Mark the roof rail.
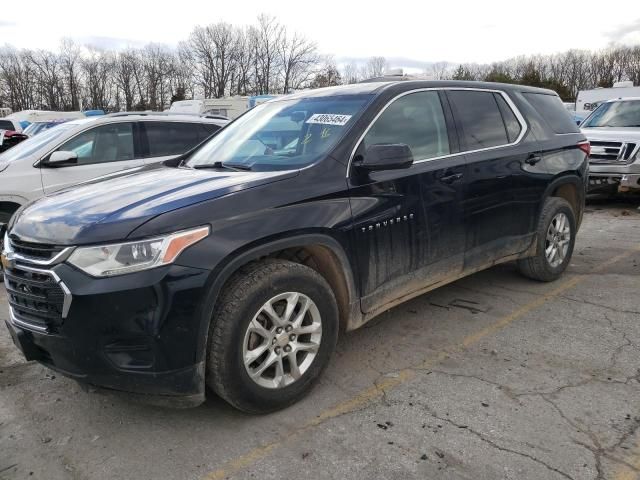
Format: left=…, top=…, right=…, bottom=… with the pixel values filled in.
left=200, top=114, right=230, bottom=121
left=105, top=111, right=230, bottom=121
left=105, top=111, right=170, bottom=117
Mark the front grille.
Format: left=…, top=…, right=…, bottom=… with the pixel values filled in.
left=589, top=141, right=638, bottom=164
left=4, top=265, right=66, bottom=332
left=9, top=236, right=66, bottom=261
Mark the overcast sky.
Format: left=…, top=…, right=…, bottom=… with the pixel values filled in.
left=1, top=0, right=639, bottom=65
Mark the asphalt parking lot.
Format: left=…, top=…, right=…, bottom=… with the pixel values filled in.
left=1, top=198, right=640, bottom=480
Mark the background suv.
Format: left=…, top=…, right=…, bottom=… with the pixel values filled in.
left=2, top=81, right=588, bottom=413
left=0, top=113, right=228, bottom=226
left=580, top=97, right=640, bottom=192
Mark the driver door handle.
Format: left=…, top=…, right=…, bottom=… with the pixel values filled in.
left=440, top=172, right=464, bottom=184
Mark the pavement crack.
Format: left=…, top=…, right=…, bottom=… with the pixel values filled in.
left=541, top=395, right=604, bottom=480
left=560, top=295, right=640, bottom=315
left=423, top=369, right=522, bottom=404
left=454, top=284, right=518, bottom=303
left=425, top=409, right=577, bottom=480
left=485, top=282, right=547, bottom=297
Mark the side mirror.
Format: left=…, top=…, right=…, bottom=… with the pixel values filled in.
left=46, top=151, right=78, bottom=167
left=355, top=144, right=414, bottom=172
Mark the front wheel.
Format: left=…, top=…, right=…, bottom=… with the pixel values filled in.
left=517, top=197, right=576, bottom=282
left=206, top=259, right=339, bottom=413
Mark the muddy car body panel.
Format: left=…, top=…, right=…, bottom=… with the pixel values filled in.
left=2, top=81, right=588, bottom=407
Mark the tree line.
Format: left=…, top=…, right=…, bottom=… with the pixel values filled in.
left=1, top=16, right=639, bottom=112
left=434, top=46, right=640, bottom=101
left=0, top=15, right=322, bottom=112
left=325, top=47, right=640, bottom=101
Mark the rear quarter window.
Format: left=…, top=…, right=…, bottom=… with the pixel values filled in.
left=522, top=93, right=579, bottom=134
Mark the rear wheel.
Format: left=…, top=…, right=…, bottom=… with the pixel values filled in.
left=206, top=259, right=339, bottom=413
left=517, top=197, right=576, bottom=282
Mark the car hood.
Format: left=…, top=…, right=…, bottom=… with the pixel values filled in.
left=581, top=127, right=640, bottom=142
left=10, top=164, right=297, bottom=245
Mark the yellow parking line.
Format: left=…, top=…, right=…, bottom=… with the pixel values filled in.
left=203, top=246, right=640, bottom=480
left=614, top=453, right=640, bottom=480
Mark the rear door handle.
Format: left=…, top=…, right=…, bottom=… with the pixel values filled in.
left=440, top=172, right=464, bottom=184
left=525, top=156, right=542, bottom=165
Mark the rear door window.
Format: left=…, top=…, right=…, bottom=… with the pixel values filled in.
left=363, top=91, right=450, bottom=160
left=447, top=90, right=509, bottom=150
left=199, top=123, right=221, bottom=141
left=522, top=93, right=579, bottom=134
left=144, top=122, right=203, bottom=157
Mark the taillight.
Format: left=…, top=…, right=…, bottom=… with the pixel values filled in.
left=578, top=141, right=591, bottom=156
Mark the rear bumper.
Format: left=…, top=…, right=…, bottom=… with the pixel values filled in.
left=4, top=262, right=212, bottom=406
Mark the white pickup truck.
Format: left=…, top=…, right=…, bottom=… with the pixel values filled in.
left=580, top=97, right=640, bottom=192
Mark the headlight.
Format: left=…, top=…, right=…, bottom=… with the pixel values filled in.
left=67, top=226, right=210, bottom=277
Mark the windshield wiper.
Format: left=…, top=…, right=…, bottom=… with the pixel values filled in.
left=191, top=161, right=252, bottom=171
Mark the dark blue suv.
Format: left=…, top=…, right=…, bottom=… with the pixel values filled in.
left=2, top=81, right=589, bottom=413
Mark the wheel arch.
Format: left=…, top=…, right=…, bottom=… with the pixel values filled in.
left=542, top=174, right=585, bottom=228
left=0, top=200, right=23, bottom=217
left=195, top=231, right=361, bottom=363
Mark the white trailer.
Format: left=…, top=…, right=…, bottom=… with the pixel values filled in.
left=7, top=110, right=85, bottom=123
left=168, top=97, right=249, bottom=120
left=576, top=81, right=640, bottom=115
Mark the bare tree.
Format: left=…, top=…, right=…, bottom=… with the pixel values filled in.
left=362, top=56, right=387, bottom=79
left=342, top=62, right=361, bottom=84
left=253, top=14, right=284, bottom=94
left=81, top=48, right=114, bottom=110
left=3, top=16, right=640, bottom=112
left=25, top=49, right=64, bottom=109
left=310, top=57, right=342, bottom=88
left=279, top=30, right=318, bottom=93
left=231, top=27, right=255, bottom=96
left=59, top=39, right=82, bottom=110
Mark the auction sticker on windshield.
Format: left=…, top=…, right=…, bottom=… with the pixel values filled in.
left=305, top=114, right=352, bottom=126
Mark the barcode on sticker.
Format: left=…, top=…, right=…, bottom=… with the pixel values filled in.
left=306, top=114, right=352, bottom=126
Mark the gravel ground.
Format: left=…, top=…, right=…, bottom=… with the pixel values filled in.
left=1, top=197, right=639, bottom=480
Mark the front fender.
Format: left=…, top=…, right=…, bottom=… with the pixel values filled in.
left=181, top=231, right=360, bottom=364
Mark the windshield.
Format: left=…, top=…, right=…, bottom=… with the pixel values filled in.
left=185, top=94, right=372, bottom=171
left=23, top=122, right=60, bottom=136
left=582, top=100, right=640, bottom=128
left=0, top=122, right=75, bottom=164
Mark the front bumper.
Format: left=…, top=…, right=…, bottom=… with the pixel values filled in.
left=588, top=172, right=640, bottom=192
left=3, top=261, right=212, bottom=405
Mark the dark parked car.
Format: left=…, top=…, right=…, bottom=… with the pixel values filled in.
left=0, top=129, right=29, bottom=153
left=2, top=81, right=589, bottom=413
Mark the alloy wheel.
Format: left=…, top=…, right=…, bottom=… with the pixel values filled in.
left=545, top=212, right=571, bottom=268
left=242, top=292, right=322, bottom=389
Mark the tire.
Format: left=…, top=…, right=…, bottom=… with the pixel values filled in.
left=517, top=197, right=576, bottom=282
left=206, top=259, right=339, bottom=413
